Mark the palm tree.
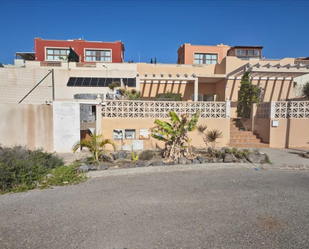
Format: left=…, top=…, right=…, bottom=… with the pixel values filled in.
left=73, top=133, right=116, bottom=164
left=151, top=110, right=199, bottom=162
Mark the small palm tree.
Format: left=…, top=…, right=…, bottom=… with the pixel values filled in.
left=73, top=133, right=116, bottom=164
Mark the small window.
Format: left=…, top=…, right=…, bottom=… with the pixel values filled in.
left=113, top=130, right=124, bottom=140
left=248, top=50, right=254, bottom=56
left=125, top=129, right=135, bottom=140
left=194, top=53, right=217, bottom=64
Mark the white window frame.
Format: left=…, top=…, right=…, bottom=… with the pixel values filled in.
left=84, top=48, right=112, bottom=62
left=194, top=53, right=218, bottom=65
left=45, top=47, right=70, bottom=61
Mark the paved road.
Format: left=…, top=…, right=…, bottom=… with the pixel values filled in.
left=1, top=167, right=309, bottom=249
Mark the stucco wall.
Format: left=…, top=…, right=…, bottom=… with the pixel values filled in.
left=177, top=44, right=230, bottom=65
left=269, top=118, right=309, bottom=148
left=101, top=118, right=230, bottom=150
left=53, top=102, right=80, bottom=152
left=0, top=103, right=53, bottom=151
left=35, top=38, right=124, bottom=63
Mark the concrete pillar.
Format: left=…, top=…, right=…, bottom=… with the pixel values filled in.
left=194, top=79, right=198, bottom=101
left=251, top=103, right=257, bottom=131
left=270, top=101, right=275, bottom=118
left=226, top=100, right=231, bottom=119
left=96, top=104, right=102, bottom=135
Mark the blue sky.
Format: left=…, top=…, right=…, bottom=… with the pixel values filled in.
left=0, top=0, right=308, bottom=64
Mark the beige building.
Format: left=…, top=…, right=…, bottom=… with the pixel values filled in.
left=1, top=42, right=309, bottom=151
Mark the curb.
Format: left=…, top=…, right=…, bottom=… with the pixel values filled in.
left=87, top=163, right=274, bottom=178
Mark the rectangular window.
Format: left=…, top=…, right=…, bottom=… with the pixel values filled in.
left=194, top=53, right=217, bottom=64
left=125, top=129, right=135, bottom=140
left=236, top=50, right=247, bottom=56
left=85, top=49, right=111, bottom=62
left=113, top=130, right=124, bottom=140
left=46, top=48, right=69, bottom=61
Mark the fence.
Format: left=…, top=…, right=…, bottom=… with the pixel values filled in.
left=101, top=100, right=228, bottom=118
left=273, top=101, right=309, bottom=119
left=256, top=102, right=270, bottom=118
left=256, top=101, right=309, bottom=119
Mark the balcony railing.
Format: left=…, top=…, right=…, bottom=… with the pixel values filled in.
left=295, top=59, right=309, bottom=65
left=273, top=101, right=309, bottom=118
left=101, top=100, right=227, bottom=119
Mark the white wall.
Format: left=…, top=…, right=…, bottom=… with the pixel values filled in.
left=53, top=101, right=80, bottom=152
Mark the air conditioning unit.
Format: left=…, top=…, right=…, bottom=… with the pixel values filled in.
left=191, top=94, right=219, bottom=101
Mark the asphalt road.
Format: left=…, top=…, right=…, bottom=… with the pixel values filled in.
left=1, top=167, right=309, bottom=249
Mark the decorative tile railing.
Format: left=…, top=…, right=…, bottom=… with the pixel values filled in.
left=101, top=100, right=227, bottom=119
left=274, top=101, right=309, bottom=118
left=256, top=102, right=270, bottom=118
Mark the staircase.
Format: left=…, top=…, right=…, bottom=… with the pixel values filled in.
left=229, top=119, right=269, bottom=148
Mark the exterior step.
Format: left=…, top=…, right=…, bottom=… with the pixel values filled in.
left=229, top=143, right=269, bottom=148
left=230, top=134, right=258, bottom=139
left=229, top=120, right=269, bottom=147
left=230, top=138, right=261, bottom=143
left=230, top=131, right=253, bottom=135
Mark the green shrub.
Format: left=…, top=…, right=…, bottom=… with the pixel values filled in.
left=0, top=146, right=85, bottom=194
left=156, top=91, right=182, bottom=101
left=138, top=150, right=156, bottom=161
left=40, top=164, right=87, bottom=188
left=213, top=150, right=223, bottom=158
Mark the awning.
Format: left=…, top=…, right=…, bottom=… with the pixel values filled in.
left=227, top=62, right=309, bottom=79
left=15, top=52, right=35, bottom=60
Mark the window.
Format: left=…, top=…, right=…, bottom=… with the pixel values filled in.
left=113, top=130, right=124, bottom=140
left=125, top=129, right=135, bottom=140
left=236, top=49, right=260, bottom=58
left=46, top=48, right=69, bottom=61
left=85, top=50, right=111, bottom=62
left=236, top=50, right=247, bottom=56
left=194, top=53, right=217, bottom=64
left=113, top=129, right=136, bottom=140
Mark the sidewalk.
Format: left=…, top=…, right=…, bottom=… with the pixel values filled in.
left=259, top=148, right=309, bottom=167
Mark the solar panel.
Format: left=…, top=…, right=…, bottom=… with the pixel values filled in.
left=82, top=78, right=91, bottom=87
left=90, top=78, right=99, bottom=86
left=98, top=78, right=106, bottom=87
left=66, top=77, right=136, bottom=87
left=67, top=77, right=77, bottom=86
left=75, top=78, right=84, bottom=86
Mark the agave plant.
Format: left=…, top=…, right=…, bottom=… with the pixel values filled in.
left=151, top=110, right=199, bottom=163
left=73, top=133, right=116, bottom=164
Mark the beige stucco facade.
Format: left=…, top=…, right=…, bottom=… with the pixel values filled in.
left=0, top=103, right=54, bottom=151
left=101, top=117, right=230, bottom=150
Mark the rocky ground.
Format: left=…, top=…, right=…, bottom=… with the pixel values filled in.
left=77, top=148, right=270, bottom=172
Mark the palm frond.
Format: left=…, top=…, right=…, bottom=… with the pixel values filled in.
left=100, top=139, right=116, bottom=151
left=169, top=110, right=180, bottom=123
left=206, top=129, right=223, bottom=143
left=188, top=110, right=200, bottom=131
left=196, top=124, right=207, bottom=134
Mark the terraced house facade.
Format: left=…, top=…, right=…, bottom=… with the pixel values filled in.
left=1, top=38, right=309, bottom=152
